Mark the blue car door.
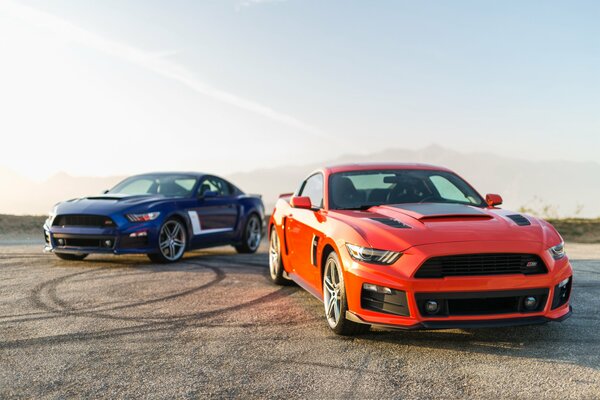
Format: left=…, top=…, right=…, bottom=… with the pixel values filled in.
left=188, top=176, right=239, bottom=246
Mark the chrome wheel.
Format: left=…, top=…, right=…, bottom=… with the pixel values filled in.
left=159, top=220, right=186, bottom=261
left=269, top=227, right=280, bottom=279
left=246, top=215, right=262, bottom=251
left=323, top=257, right=342, bottom=328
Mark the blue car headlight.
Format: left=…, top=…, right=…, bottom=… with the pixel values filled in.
left=548, top=242, right=566, bottom=260
left=126, top=212, right=161, bottom=222
left=346, top=243, right=402, bottom=265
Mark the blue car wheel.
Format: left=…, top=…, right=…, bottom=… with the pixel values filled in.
left=235, top=214, right=262, bottom=254
left=148, top=218, right=187, bottom=263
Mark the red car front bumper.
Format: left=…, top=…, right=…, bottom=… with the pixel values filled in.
left=341, top=240, right=573, bottom=329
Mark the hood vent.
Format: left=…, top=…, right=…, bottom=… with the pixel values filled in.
left=370, top=217, right=411, bottom=229
left=506, top=214, right=531, bottom=226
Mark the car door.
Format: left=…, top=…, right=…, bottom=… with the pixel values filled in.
left=189, top=176, right=239, bottom=246
left=286, top=173, right=325, bottom=290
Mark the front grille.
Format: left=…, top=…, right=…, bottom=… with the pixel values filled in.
left=415, top=289, right=549, bottom=317
left=415, top=253, right=547, bottom=278
left=53, top=214, right=115, bottom=228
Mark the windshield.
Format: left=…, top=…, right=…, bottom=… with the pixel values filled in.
left=328, top=169, right=485, bottom=210
left=108, top=174, right=198, bottom=197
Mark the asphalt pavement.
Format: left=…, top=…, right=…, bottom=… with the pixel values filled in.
left=0, top=242, right=599, bottom=399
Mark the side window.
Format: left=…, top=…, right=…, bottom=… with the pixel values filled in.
left=299, top=174, right=324, bottom=208
left=429, top=175, right=470, bottom=203
left=198, top=177, right=231, bottom=196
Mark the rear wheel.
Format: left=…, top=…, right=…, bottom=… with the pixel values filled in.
left=323, top=252, right=370, bottom=336
left=148, top=219, right=187, bottom=263
left=55, top=253, right=88, bottom=261
left=268, top=226, right=292, bottom=285
left=235, top=214, right=262, bottom=254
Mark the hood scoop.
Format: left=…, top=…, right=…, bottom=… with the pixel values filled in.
left=388, top=203, right=492, bottom=221
left=370, top=217, right=411, bottom=229
left=506, top=214, right=531, bottom=226
left=85, top=196, right=124, bottom=201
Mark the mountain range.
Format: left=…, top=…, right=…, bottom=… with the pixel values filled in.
left=1, top=145, right=598, bottom=217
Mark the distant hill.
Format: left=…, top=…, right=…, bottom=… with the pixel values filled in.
left=0, top=146, right=598, bottom=217
left=228, top=145, right=600, bottom=218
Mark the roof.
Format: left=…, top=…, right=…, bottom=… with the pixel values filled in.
left=131, top=171, right=207, bottom=177
left=322, top=163, right=453, bottom=174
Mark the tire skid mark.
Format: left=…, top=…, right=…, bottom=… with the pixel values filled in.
left=0, top=286, right=297, bottom=350
left=9, top=257, right=296, bottom=329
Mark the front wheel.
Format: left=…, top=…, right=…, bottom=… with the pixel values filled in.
left=323, top=252, right=370, bottom=336
left=268, top=226, right=292, bottom=285
left=55, top=253, right=88, bottom=261
left=148, top=218, right=187, bottom=263
left=235, top=214, right=262, bottom=254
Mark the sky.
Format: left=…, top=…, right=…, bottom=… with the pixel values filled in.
left=0, top=0, right=599, bottom=180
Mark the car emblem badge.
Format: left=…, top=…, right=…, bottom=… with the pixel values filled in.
left=526, top=261, right=538, bottom=267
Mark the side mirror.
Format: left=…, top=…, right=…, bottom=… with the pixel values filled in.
left=290, top=196, right=313, bottom=209
left=200, top=190, right=219, bottom=199
left=485, top=193, right=503, bottom=207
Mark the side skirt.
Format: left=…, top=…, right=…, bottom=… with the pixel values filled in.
left=287, top=271, right=323, bottom=302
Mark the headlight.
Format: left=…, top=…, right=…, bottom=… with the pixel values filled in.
left=345, top=243, right=402, bottom=265
left=126, top=212, right=161, bottom=222
left=45, top=212, right=55, bottom=227
left=548, top=242, right=566, bottom=260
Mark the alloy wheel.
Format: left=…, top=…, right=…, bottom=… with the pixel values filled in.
left=159, top=220, right=186, bottom=261
left=247, top=216, right=262, bottom=251
left=323, top=257, right=342, bottom=328
left=269, top=228, right=279, bottom=279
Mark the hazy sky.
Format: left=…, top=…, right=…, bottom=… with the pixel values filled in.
left=1, top=0, right=598, bottom=180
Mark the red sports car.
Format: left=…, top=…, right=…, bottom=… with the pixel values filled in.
left=268, top=164, right=572, bottom=335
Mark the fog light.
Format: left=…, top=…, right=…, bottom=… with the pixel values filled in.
left=57, top=238, right=65, bottom=246
left=523, top=296, right=538, bottom=310
left=425, top=300, right=440, bottom=314
left=104, top=240, right=113, bottom=248
left=362, top=283, right=392, bottom=294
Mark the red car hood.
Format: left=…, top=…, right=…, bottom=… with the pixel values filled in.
left=328, top=203, right=553, bottom=251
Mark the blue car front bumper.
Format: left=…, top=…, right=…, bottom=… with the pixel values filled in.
left=44, top=221, right=161, bottom=255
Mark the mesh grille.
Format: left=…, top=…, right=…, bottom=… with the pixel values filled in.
left=415, top=253, right=547, bottom=278
left=53, top=215, right=115, bottom=228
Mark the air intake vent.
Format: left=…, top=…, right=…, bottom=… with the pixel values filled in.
left=415, top=253, right=547, bottom=278
left=506, top=214, right=531, bottom=226
left=370, top=218, right=410, bottom=229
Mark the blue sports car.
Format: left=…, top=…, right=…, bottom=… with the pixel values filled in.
left=43, top=172, right=265, bottom=263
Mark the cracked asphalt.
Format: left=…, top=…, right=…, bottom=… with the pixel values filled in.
left=0, top=242, right=599, bottom=399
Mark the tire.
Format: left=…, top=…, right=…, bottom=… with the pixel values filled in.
left=55, top=253, right=88, bottom=261
left=323, top=252, right=370, bottom=336
left=268, top=226, right=292, bottom=285
left=147, top=218, right=187, bottom=263
left=235, top=214, right=262, bottom=254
